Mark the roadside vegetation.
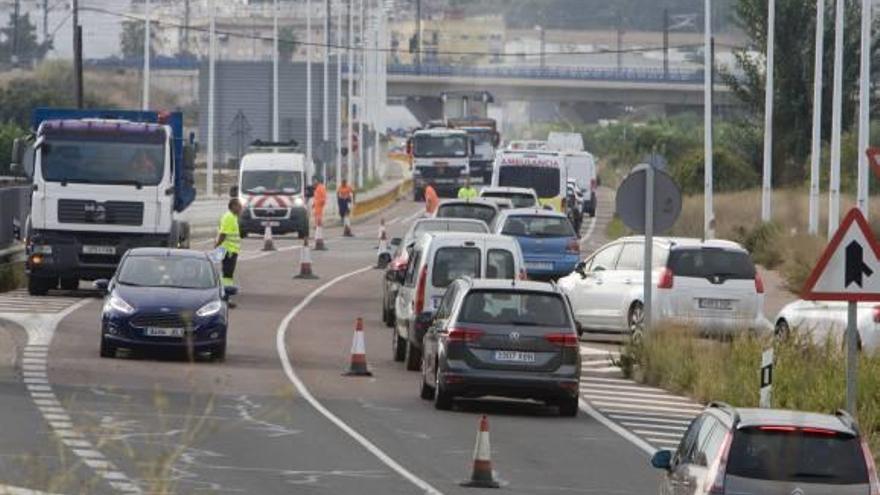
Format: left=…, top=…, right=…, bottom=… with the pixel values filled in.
left=617, top=328, right=880, bottom=460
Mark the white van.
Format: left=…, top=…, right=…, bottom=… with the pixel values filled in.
left=393, top=232, right=526, bottom=370
left=562, top=151, right=598, bottom=217
left=236, top=148, right=309, bottom=238
left=492, top=150, right=567, bottom=212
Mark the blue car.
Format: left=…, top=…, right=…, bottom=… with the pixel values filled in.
left=492, top=208, right=580, bottom=280
left=95, top=248, right=235, bottom=361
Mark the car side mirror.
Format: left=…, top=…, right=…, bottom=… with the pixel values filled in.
left=377, top=252, right=392, bottom=269
left=651, top=450, right=673, bottom=471
left=10, top=138, right=24, bottom=173
left=390, top=237, right=402, bottom=247
left=223, top=285, right=239, bottom=298
left=305, top=184, right=315, bottom=199
left=93, top=279, right=110, bottom=292
left=574, top=261, right=586, bottom=277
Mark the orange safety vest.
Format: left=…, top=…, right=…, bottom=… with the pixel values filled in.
left=425, top=186, right=439, bottom=214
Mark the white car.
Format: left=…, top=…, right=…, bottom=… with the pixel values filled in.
left=774, top=300, right=880, bottom=350
left=479, top=186, right=539, bottom=209
left=557, top=236, right=767, bottom=337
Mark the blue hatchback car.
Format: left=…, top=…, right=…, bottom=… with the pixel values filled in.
left=493, top=208, right=580, bottom=280
left=96, top=248, right=235, bottom=361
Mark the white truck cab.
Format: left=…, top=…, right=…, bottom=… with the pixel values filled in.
left=236, top=144, right=310, bottom=239
left=408, top=128, right=472, bottom=201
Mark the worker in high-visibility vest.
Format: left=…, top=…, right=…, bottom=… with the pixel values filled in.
left=457, top=177, right=478, bottom=200
left=215, top=198, right=242, bottom=306
left=424, top=184, right=440, bottom=215
left=312, top=176, right=327, bottom=226
left=337, top=179, right=355, bottom=236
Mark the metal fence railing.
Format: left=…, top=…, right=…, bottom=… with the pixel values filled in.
left=0, top=186, right=29, bottom=250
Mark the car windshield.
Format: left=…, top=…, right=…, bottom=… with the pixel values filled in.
left=502, top=215, right=575, bottom=238
left=726, top=427, right=868, bottom=485
left=482, top=192, right=537, bottom=208
left=436, top=204, right=497, bottom=224
left=458, top=290, right=570, bottom=326
left=413, top=135, right=468, bottom=158
left=42, top=139, right=165, bottom=186
left=241, top=170, right=302, bottom=194
left=117, top=255, right=216, bottom=289
left=668, top=248, right=756, bottom=280
left=432, top=247, right=481, bottom=287
left=498, top=166, right=560, bottom=197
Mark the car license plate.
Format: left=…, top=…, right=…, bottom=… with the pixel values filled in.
left=144, top=327, right=184, bottom=337
left=82, top=245, right=116, bottom=255
left=526, top=261, right=553, bottom=271
left=699, top=298, right=733, bottom=310
left=494, top=351, right=536, bottom=363
left=261, top=221, right=281, bottom=227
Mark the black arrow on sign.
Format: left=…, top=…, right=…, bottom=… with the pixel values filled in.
left=845, top=241, right=874, bottom=288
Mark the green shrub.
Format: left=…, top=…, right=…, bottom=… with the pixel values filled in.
left=732, top=222, right=784, bottom=269
left=670, top=148, right=760, bottom=195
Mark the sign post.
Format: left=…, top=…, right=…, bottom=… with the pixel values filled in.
left=802, top=207, right=880, bottom=413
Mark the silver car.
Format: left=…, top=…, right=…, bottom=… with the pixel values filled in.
left=651, top=402, right=878, bottom=494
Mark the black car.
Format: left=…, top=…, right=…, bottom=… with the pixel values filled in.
left=419, top=277, right=581, bottom=416
left=96, top=248, right=235, bottom=361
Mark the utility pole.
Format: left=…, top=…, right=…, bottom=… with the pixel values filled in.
left=272, top=0, right=279, bottom=141
left=703, top=0, right=714, bottom=239
left=358, top=0, right=365, bottom=188
left=346, top=0, right=354, bottom=186
left=323, top=0, right=331, bottom=181
left=662, top=9, right=669, bottom=78
left=12, top=0, right=20, bottom=66
left=414, top=0, right=421, bottom=68
left=856, top=0, right=871, bottom=216
left=307, top=0, right=314, bottom=173
left=809, top=0, right=825, bottom=234
left=829, top=0, right=845, bottom=237
left=761, top=0, right=775, bottom=222
left=143, top=0, right=151, bottom=111
left=336, top=0, right=343, bottom=185
left=72, top=0, right=83, bottom=108
left=207, top=0, right=216, bottom=197
left=616, top=12, right=623, bottom=70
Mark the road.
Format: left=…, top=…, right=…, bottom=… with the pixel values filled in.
left=0, top=193, right=662, bottom=494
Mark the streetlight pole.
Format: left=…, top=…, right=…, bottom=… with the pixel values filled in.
left=142, top=0, right=151, bottom=110
left=346, top=0, right=354, bottom=186
left=307, top=0, right=314, bottom=174
left=72, top=0, right=83, bottom=108
left=358, top=0, right=365, bottom=188
left=760, top=0, right=775, bottom=222
left=272, top=0, right=279, bottom=141
left=857, top=0, right=871, bottom=216
left=207, top=0, right=216, bottom=197
left=828, top=0, right=845, bottom=237
left=703, top=0, right=714, bottom=239
left=808, top=0, right=825, bottom=234
left=323, top=0, right=330, bottom=180
left=336, top=0, right=343, bottom=185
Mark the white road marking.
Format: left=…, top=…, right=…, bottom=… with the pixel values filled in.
left=590, top=400, right=703, bottom=414
left=579, top=387, right=696, bottom=403
left=578, top=399, right=657, bottom=456
left=275, top=265, right=443, bottom=495
left=621, top=422, right=687, bottom=431
left=579, top=213, right=598, bottom=247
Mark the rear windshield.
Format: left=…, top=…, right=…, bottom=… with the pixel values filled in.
left=726, top=428, right=868, bottom=485
left=482, top=192, right=536, bottom=208
left=458, top=290, right=570, bottom=327
left=498, top=166, right=560, bottom=197
left=432, top=247, right=481, bottom=287
left=502, top=215, right=575, bottom=238
left=436, top=204, right=497, bottom=224
left=413, top=220, right=488, bottom=237
left=667, top=248, right=756, bottom=280
left=487, top=249, right=516, bottom=279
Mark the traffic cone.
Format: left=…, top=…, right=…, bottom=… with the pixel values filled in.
left=343, top=317, right=372, bottom=376
left=314, top=224, right=327, bottom=251
left=262, top=224, right=276, bottom=251
left=293, top=237, right=318, bottom=279
left=461, top=415, right=500, bottom=488
left=343, top=215, right=354, bottom=237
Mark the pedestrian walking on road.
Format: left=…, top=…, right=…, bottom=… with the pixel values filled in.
left=312, top=176, right=327, bottom=227
left=424, top=184, right=439, bottom=215
left=215, top=198, right=242, bottom=307
left=457, top=177, right=478, bottom=200
left=338, top=179, right=355, bottom=237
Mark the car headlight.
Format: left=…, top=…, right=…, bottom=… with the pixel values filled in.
left=196, top=300, right=222, bottom=318
left=293, top=197, right=305, bottom=207
left=104, top=294, right=134, bottom=314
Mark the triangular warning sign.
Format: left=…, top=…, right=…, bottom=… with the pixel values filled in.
left=802, top=208, right=880, bottom=301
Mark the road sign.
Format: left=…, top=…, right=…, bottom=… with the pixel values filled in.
left=615, top=164, right=682, bottom=234
left=802, top=207, right=880, bottom=301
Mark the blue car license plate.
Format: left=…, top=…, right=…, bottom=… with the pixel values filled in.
left=144, top=327, right=184, bottom=337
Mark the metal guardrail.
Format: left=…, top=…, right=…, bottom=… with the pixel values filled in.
left=0, top=186, right=29, bottom=249
left=84, top=57, right=704, bottom=83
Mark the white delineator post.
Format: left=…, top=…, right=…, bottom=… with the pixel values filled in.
left=703, top=0, right=714, bottom=239
left=856, top=0, right=871, bottom=217
left=206, top=0, right=216, bottom=198
left=760, top=348, right=773, bottom=408
left=828, top=0, right=845, bottom=238
left=272, top=0, right=279, bottom=141
left=142, top=0, right=151, bottom=110
left=808, top=0, right=825, bottom=235
left=760, top=0, right=775, bottom=223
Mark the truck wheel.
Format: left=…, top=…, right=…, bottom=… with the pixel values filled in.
left=59, top=278, right=79, bottom=291
left=27, top=276, right=54, bottom=296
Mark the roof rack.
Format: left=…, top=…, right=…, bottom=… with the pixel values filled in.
left=708, top=401, right=741, bottom=426
left=834, top=409, right=859, bottom=433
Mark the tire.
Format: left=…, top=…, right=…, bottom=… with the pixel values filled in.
left=27, top=276, right=53, bottom=296
left=433, top=371, right=453, bottom=410
left=628, top=301, right=645, bottom=342
left=558, top=397, right=579, bottom=417
left=392, top=329, right=406, bottom=362
left=405, top=338, right=422, bottom=371
left=774, top=319, right=791, bottom=340
left=59, top=277, right=79, bottom=291
left=99, top=338, right=116, bottom=358
left=213, top=341, right=227, bottom=362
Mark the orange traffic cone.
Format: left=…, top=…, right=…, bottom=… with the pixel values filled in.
left=461, top=415, right=500, bottom=488
left=294, top=237, right=318, bottom=279
left=343, top=317, right=372, bottom=376
left=314, top=220, right=327, bottom=251
left=262, top=224, right=276, bottom=251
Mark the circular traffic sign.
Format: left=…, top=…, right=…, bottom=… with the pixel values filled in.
left=615, top=164, right=682, bottom=234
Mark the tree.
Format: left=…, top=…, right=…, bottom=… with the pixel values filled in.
left=0, top=12, right=50, bottom=66
left=120, top=19, right=162, bottom=60
left=720, top=0, right=879, bottom=186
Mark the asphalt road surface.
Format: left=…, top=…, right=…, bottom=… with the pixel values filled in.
left=0, top=194, right=661, bottom=494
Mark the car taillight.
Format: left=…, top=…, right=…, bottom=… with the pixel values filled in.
left=873, top=305, right=880, bottom=323
left=566, top=239, right=580, bottom=254
left=657, top=267, right=674, bottom=289
left=414, top=265, right=427, bottom=314
left=545, top=332, right=579, bottom=348
left=707, top=431, right=733, bottom=494
left=860, top=437, right=880, bottom=495
left=755, top=271, right=765, bottom=294
left=447, top=327, right=483, bottom=343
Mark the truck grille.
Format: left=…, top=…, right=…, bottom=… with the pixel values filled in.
left=416, top=166, right=465, bottom=179
left=131, top=312, right=191, bottom=328
left=58, top=200, right=144, bottom=226
left=252, top=208, right=288, bottom=218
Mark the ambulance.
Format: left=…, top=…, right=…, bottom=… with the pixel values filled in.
left=491, top=150, right=567, bottom=212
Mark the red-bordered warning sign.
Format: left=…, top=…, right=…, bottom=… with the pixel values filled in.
left=802, top=208, right=880, bottom=301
